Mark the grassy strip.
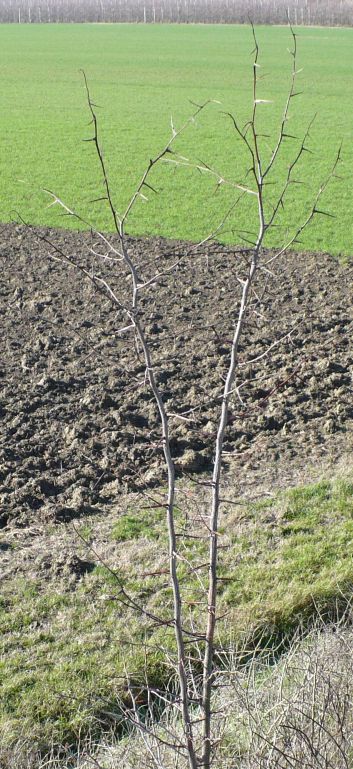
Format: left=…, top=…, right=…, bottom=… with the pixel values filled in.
left=223, top=477, right=353, bottom=639
left=0, top=471, right=352, bottom=751
left=0, top=24, right=352, bottom=256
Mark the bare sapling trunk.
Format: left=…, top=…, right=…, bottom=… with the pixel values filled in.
left=25, top=21, right=341, bottom=769
left=199, top=22, right=340, bottom=767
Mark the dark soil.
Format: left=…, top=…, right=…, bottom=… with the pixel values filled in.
left=1, top=223, right=352, bottom=528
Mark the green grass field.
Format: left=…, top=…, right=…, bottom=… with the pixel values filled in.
left=0, top=24, right=352, bottom=255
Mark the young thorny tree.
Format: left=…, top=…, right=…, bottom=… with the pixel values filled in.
left=29, top=23, right=340, bottom=769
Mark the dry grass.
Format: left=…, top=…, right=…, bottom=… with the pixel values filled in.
left=3, top=613, right=352, bottom=769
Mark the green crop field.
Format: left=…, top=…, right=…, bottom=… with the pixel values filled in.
left=0, top=23, right=352, bottom=255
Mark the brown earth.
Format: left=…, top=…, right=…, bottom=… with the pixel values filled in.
left=1, top=223, right=352, bottom=531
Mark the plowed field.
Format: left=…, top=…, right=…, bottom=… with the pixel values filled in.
left=1, top=224, right=352, bottom=529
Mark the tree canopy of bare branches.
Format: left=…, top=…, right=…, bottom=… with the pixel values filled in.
left=1, top=0, right=353, bottom=26
left=19, top=16, right=343, bottom=767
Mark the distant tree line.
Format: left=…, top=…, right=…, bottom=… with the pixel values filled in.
left=1, top=0, right=353, bottom=25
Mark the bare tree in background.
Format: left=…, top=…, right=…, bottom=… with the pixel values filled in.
left=23, top=21, right=342, bottom=769
left=2, top=0, right=353, bottom=25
